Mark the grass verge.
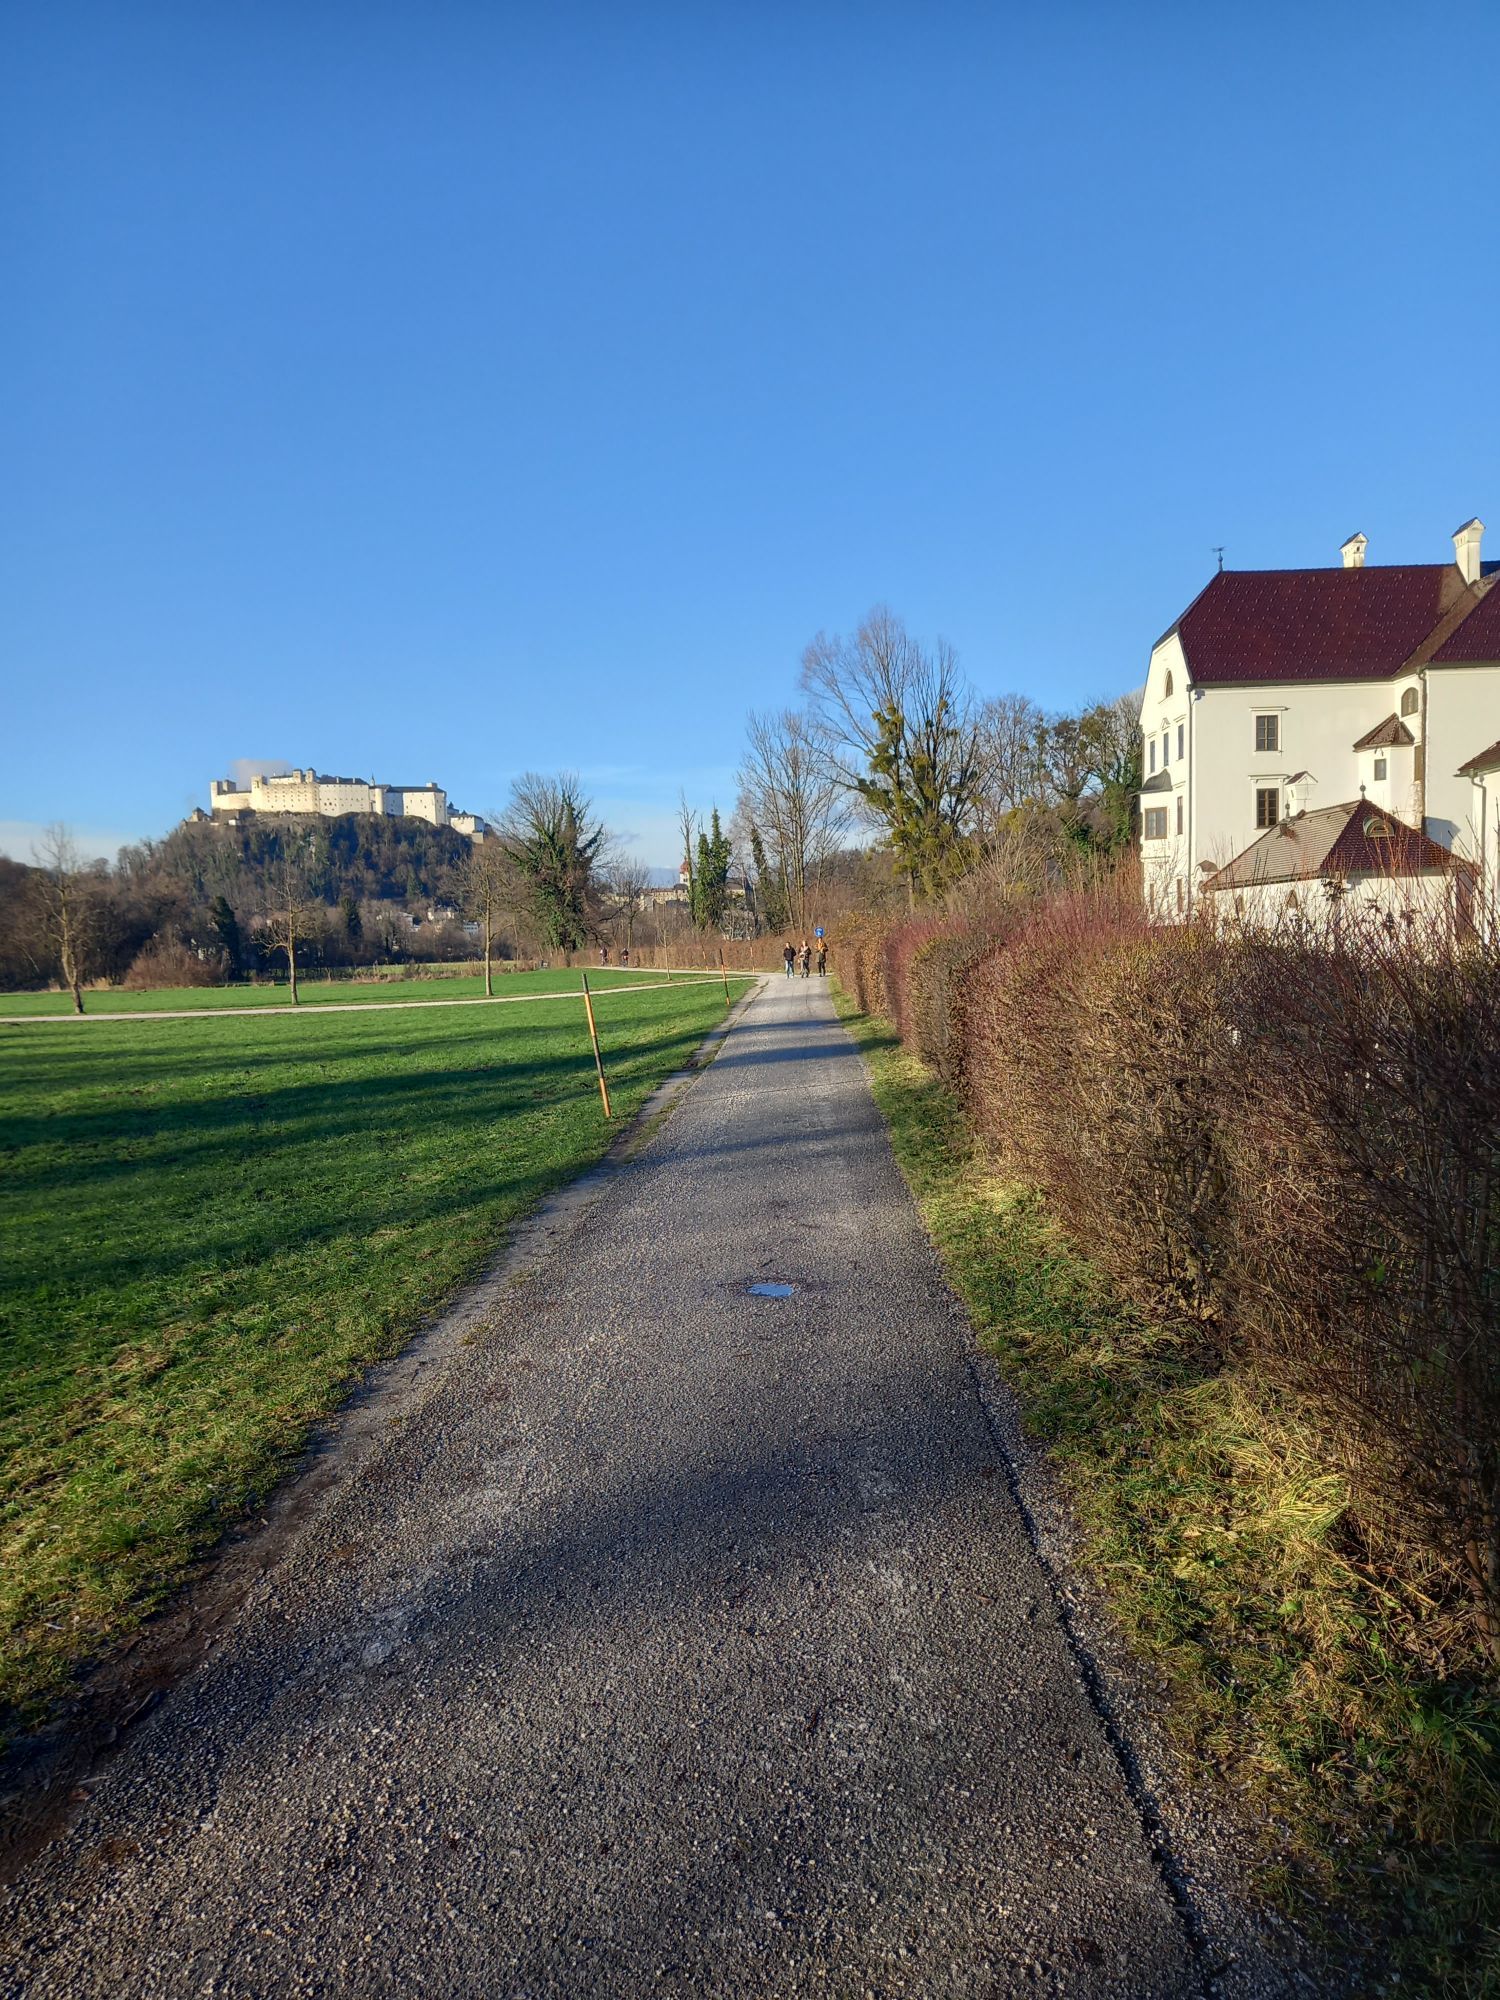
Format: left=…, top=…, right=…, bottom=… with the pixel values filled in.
left=834, top=986, right=1500, bottom=1999
left=0, top=978, right=750, bottom=1733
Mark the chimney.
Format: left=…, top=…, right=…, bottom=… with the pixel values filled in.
left=1340, top=531, right=1367, bottom=569
left=1453, top=517, right=1484, bottom=585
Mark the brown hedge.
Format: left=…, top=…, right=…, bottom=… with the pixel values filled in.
left=857, top=895, right=1500, bottom=1651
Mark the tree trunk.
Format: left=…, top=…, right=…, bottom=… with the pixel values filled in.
left=288, top=936, right=299, bottom=1005
left=62, top=938, right=85, bottom=1014
left=484, top=915, right=493, bottom=998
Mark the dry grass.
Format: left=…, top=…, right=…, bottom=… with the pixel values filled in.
left=836, top=981, right=1500, bottom=1997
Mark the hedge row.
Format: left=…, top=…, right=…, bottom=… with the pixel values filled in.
left=832, top=899, right=1500, bottom=1653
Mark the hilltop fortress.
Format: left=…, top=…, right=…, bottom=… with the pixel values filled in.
left=208, top=769, right=488, bottom=840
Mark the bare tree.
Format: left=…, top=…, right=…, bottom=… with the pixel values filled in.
left=676, top=793, right=697, bottom=917
left=261, top=851, right=318, bottom=1004
left=457, top=838, right=510, bottom=996
left=974, top=693, right=1050, bottom=830
left=800, top=605, right=928, bottom=792
left=30, top=824, right=101, bottom=1013
left=605, top=856, right=653, bottom=952
left=736, top=709, right=849, bottom=931
left=800, top=606, right=982, bottom=900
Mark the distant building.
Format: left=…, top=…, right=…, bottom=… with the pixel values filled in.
left=208, top=769, right=488, bottom=842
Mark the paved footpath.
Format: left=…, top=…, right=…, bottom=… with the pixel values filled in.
left=2, top=978, right=1209, bottom=1998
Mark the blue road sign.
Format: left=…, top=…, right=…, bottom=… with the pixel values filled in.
left=814, top=926, right=825, bottom=938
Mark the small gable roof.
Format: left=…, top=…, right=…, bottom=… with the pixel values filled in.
left=1458, top=739, right=1500, bottom=775
left=1351, top=714, right=1416, bottom=751
left=1205, top=803, right=1463, bottom=891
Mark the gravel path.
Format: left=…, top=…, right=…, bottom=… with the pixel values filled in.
left=3, top=977, right=1225, bottom=1997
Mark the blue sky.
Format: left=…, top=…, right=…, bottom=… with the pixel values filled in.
left=5, top=1, right=1498, bottom=867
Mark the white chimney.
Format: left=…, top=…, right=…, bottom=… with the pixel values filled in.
left=1340, top=532, right=1367, bottom=569
left=1453, top=517, right=1484, bottom=585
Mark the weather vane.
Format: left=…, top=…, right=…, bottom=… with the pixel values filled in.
left=1212, top=546, right=1226, bottom=573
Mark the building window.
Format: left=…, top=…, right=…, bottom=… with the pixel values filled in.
left=1162, top=731, right=1169, bottom=765
left=1143, top=807, right=1168, bottom=841
left=1254, top=713, right=1280, bottom=753
left=1400, top=687, right=1418, bottom=717
left=1176, top=793, right=1184, bottom=834
left=1164, top=670, right=1174, bottom=696
left=1177, top=723, right=1184, bottom=759
left=1255, top=786, right=1280, bottom=828
left=1373, top=756, right=1388, bottom=781
left=1149, top=739, right=1156, bottom=773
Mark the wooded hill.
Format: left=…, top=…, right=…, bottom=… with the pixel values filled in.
left=0, top=814, right=482, bottom=991
left=122, top=813, right=475, bottom=911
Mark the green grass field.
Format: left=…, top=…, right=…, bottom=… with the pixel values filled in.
left=0, top=975, right=750, bottom=1733
left=0, top=967, right=689, bottom=1015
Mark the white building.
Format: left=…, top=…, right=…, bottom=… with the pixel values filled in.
left=1138, top=518, right=1500, bottom=933
left=208, top=769, right=488, bottom=841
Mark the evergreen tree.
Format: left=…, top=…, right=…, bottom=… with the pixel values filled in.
left=749, top=824, right=788, bottom=933
left=692, top=809, right=732, bottom=931
left=208, top=894, right=243, bottom=978
left=856, top=698, right=974, bottom=899
left=496, top=773, right=608, bottom=951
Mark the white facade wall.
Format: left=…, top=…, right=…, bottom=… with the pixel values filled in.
left=385, top=786, right=447, bottom=826
left=1139, top=647, right=1452, bottom=918
left=1424, top=663, right=1500, bottom=870
left=315, top=778, right=376, bottom=816
left=1210, top=869, right=1458, bottom=936
left=1461, top=767, right=1500, bottom=934
left=251, top=770, right=320, bottom=813
left=207, top=771, right=468, bottom=833
left=1138, top=633, right=1192, bottom=916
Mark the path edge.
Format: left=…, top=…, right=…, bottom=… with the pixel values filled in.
left=0, top=976, right=768, bottom=1882
left=830, top=995, right=1329, bottom=2000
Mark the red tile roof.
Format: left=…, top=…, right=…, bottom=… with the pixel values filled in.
left=1206, top=802, right=1466, bottom=889
left=1351, top=714, right=1415, bottom=750
left=1432, top=581, right=1500, bottom=662
left=1325, top=807, right=1462, bottom=879
left=1458, top=739, right=1500, bottom=775
left=1170, top=567, right=1471, bottom=685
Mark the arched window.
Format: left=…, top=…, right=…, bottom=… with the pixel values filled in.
left=1164, top=670, right=1174, bottom=697
left=1400, top=687, right=1418, bottom=717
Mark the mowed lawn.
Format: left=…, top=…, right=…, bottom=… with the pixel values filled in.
left=0, top=977, right=750, bottom=1731
left=0, top=967, right=676, bottom=1015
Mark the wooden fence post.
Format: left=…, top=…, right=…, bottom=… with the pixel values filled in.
left=580, top=973, right=612, bottom=1120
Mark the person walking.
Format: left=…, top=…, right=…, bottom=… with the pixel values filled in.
left=798, top=942, right=811, bottom=977
left=783, top=941, right=796, bottom=978
left=816, top=944, right=827, bottom=976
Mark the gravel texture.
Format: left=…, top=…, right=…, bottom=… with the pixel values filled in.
left=0, top=977, right=1305, bottom=1997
